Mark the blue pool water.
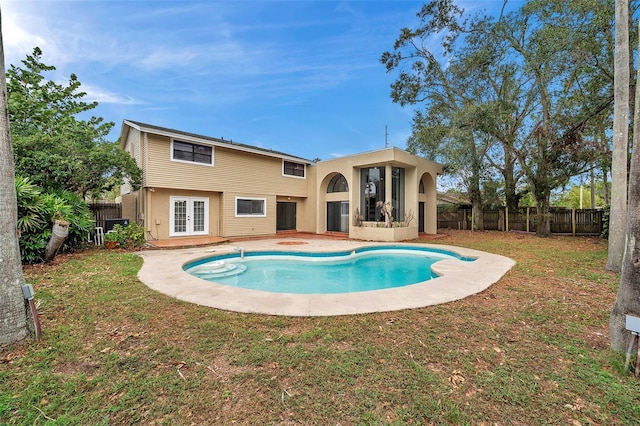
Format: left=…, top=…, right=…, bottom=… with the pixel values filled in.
left=184, top=246, right=474, bottom=294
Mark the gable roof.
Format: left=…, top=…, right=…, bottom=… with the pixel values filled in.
left=120, top=119, right=313, bottom=164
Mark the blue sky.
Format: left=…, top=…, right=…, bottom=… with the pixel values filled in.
left=4, top=0, right=511, bottom=161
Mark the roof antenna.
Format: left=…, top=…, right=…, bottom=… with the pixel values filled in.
left=385, top=125, right=388, bottom=148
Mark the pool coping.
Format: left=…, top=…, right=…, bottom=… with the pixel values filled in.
left=136, top=239, right=516, bottom=316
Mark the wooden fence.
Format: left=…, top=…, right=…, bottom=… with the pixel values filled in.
left=88, top=202, right=122, bottom=230
left=88, top=202, right=603, bottom=236
left=437, top=206, right=604, bottom=236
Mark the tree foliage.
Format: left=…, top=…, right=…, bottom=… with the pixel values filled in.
left=501, top=0, right=613, bottom=236
left=382, top=0, right=625, bottom=236
left=382, top=2, right=494, bottom=229
left=7, top=47, right=141, bottom=198
left=553, top=185, right=605, bottom=209
left=15, top=176, right=93, bottom=264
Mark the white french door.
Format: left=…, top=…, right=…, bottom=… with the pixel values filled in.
left=170, top=196, right=209, bottom=236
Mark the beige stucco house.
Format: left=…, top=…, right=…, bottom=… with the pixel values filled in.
left=119, top=120, right=443, bottom=242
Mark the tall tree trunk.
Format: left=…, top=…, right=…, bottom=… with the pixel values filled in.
left=610, top=20, right=640, bottom=350
left=0, top=8, right=30, bottom=346
left=469, top=143, right=484, bottom=231
left=471, top=197, right=484, bottom=231
left=590, top=168, right=596, bottom=209
left=607, top=0, right=630, bottom=272
left=628, top=2, right=636, bottom=123
left=602, top=166, right=610, bottom=205
left=503, top=152, right=520, bottom=211
left=535, top=197, right=552, bottom=238
left=600, top=126, right=611, bottom=205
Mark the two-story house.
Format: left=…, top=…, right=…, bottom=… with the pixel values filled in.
left=118, top=120, right=443, bottom=242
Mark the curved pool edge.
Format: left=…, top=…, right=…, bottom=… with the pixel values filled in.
left=135, top=239, right=516, bottom=316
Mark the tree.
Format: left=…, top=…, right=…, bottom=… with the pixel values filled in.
left=7, top=48, right=141, bottom=198
left=610, top=18, right=640, bottom=352
left=554, top=185, right=603, bottom=209
left=6, top=48, right=140, bottom=263
left=0, top=8, right=30, bottom=346
left=459, top=30, right=529, bottom=212
left=384, top=0, right=614, bottom=236
left=495, top=0, right=613, bottom=236
left=381, top=2, right=497, bottom=230
left=607, top=0, right=630, bottom=272
left=405, top=89, right=490, bottom=231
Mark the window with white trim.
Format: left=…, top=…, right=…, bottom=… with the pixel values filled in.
left=235, top=197, right=266, bottom=217
left=171, top=140, right=213, bottom=165
left=283, top=160, right=305, bottom=178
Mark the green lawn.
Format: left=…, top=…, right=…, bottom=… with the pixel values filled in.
left=1, top=231, right=639, bottom=425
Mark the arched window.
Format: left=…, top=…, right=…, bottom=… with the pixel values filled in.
left=327, top=174, right=349, bottom=193
left=419, top=179, right=425, bottom=194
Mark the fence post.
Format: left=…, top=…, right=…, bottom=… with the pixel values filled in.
left=572, top=209, right=576, bottom=236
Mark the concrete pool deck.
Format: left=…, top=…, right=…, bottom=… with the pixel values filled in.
left=136, top=239, right=516, bottom=316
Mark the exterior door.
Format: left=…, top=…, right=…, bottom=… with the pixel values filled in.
left=277, top=202, right=296, bottom=231
left=419, top=202, right=425, bottom=233
left=327, top=201, right=349, bottom=232
left=170, top=196, right=209, bottom=236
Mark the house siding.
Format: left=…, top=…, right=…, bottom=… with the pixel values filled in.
left=220, top=192, right=276, bottom=237
left=144, top=188, right=221, bottom=240
left=121, top=192, right=138, bottom=225
left=141, top=132, right=149, bottom=188
left=141, top=132, right=310, bottom=238
left=144, top=134, right=308, bottom=197
left=313, top=147, right=443, bottom=236
left=119, top=128, right=141, bottom=195
left=119, top=121, right=442, bottom=241
left=128, top=128, right=141, bottom=164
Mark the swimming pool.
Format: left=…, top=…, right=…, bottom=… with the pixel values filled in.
left=183, top=246, right=475, bottom=294
left=137, top=239, right=515, bottom=316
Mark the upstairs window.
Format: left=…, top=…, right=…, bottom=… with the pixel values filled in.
left=172, top=140, right=213, bottom=165
left=283, top=160, right=305, bottom=178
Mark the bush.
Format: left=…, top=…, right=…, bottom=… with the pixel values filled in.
left=51, top=191, right=93, bottom=248
left=16, top=176, right=93, bottom=264
left=104, top=223, right=146, bottom=249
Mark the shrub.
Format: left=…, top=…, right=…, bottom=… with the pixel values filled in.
left=15, top=176, right=93, bottom=264
left=104, top=223, right=146, bottom=249
left=50, top=190, right=93, bottom=248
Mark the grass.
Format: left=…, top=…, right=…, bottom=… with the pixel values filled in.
left=2, top=230, right=640, bottom=425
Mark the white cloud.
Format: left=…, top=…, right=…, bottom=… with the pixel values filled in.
left=136, top=48, right=201, bottom=72
left=2, top=1, right=421, bottom=159
left=2, top=2, right=50, bottom=66
left=82, top=84, right=144, bottom=105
